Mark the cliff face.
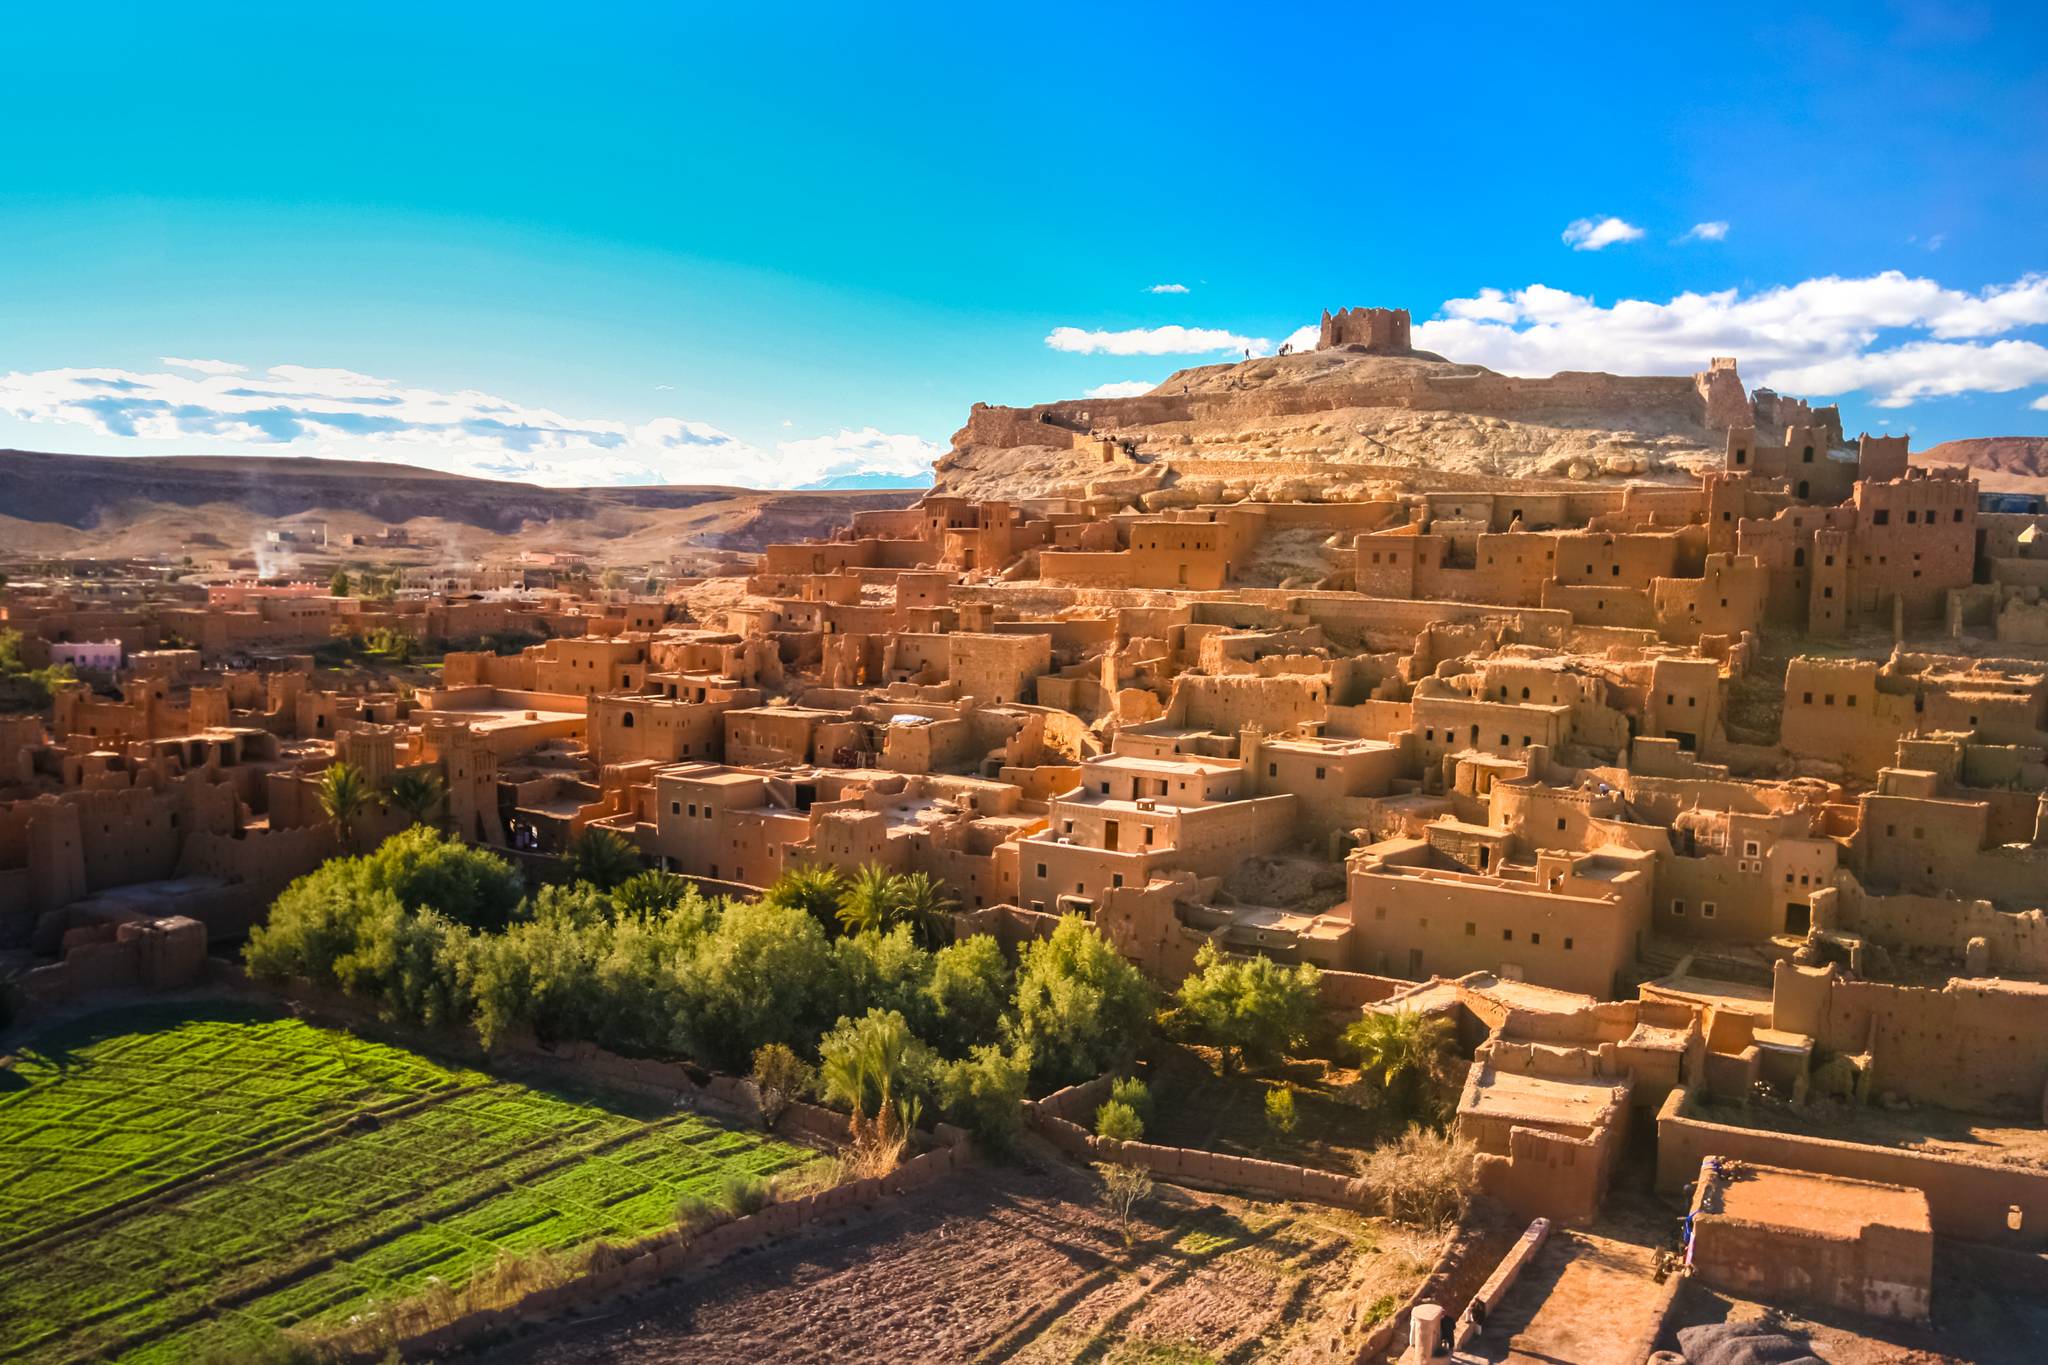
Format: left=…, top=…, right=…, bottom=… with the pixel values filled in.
left=932, top=349, right=1826, bottom=504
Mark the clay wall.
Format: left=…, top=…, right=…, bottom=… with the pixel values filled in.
left=1656, top=1087, right=2048, bottom=1247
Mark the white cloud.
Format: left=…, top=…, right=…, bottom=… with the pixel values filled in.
left=1279, top=324, right=1320, bottom=354
left=0, top=360, right=941, bottom=488
left=1046, top=324, right=1271, bottom=356
left=1146, top=283, right=1190, bottom=294
left=1681, top=221, right=1730, bottom=243
left=160, top=357, right=246, bottom=375
left=1561, top=216, right=1646, bottom=251
left=2028, top=393, right=2048, bottom=411
left=1085, top=380, right=1157, bottom=399
left=1408, top=270, right=2048, bottom=406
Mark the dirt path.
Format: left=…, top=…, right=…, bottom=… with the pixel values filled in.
left=483, top=1158, right=1443, bottom=1365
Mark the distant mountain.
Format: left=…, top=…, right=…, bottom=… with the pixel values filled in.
left=1914, top=437, right=2048, bottom=492
left=0, top=448, right=922, bottom=566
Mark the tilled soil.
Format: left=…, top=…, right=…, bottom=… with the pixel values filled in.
left=483, top=1158, right=1442, bottom=1365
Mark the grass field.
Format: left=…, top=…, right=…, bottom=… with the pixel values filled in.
left=0, top=1000, right=822, bottom=1364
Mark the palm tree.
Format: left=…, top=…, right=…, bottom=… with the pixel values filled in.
left=316, top=761, right=371, bottom=853
left=889, top=871, right=957, bottom=947
left=385, top=769, right=446, bottom=830
left=765, top=864, right=848, bottom=933
left=1344, top=1008, right=1456, bottom=1121
left=835, top=863, right=900, bottom=937
left=820, top=1010, right=919, bottom=1150
left=567, top=826, right=644, bottom=890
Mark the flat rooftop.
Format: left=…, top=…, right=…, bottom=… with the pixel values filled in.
left=1463, top=1064, right=1626, bottom=1131
left=1710, top=1163, right=1930, bottom=1238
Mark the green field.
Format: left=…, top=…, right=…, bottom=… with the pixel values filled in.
left=0, top=1001, right=822, bottom=1364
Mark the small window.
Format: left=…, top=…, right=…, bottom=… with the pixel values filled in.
left=1564, top=937, right=1574, bottom=950
left=1502, top=928, right=1513, bottom=941
left=1672, top=899, right=1686, bottom=916
left=1702, top=901, right=1718, bottom=919
left=670, top=801, right=681, bottom=815
left=1035, top=863, right=1047, bottom=878
left=1557, top=817, right=1567, bottom=831
left=1465, top=922, right=1476, bottom=936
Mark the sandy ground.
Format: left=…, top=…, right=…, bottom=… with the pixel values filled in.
left=478, top=1155, right=1446, bottom=1365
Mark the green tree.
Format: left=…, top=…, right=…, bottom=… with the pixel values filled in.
left=566, top=827, right=644, bottom=890
left=834, top=925, right=934, bottom=1029
left=316, top=761, right=373, bottom=853
left=1008, top=915, right=1154, bottom=1088
left=936, top=1042, right=1031, bottom=1153
left=764, top=864, right=848, bottom=934
left=1345, top=1008, right=1457, bottom=1122
left=677, top=897, right=838, bottom=1069
left=384, top=769, right=445, bottom=829
left=835, top=863, right=900, bottom=937
left=330, top=568, right=351, bottom=597
left=923, top=935, right=1012, bottom=1057
left=1175, top=941, right=1321, bottom=1074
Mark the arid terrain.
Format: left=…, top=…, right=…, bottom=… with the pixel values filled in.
left=0, top=449, right=921, bottom=567
left=478, top=1160, right=1451, bottom=1365
left=1913, top=435, right=2048, bottom=492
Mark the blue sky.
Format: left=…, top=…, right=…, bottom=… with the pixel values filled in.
left=1, top=1, right=2044, bottom=487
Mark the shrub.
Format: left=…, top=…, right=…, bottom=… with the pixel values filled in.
left=1095, top=1162, right=1154, bottom=1246
left=715, top=1171, right=773, bottom=1217
left=750, top=1042, right=815, bottom=1128
left=1264, top=1085, right=1298, bottom=1135
left=1108, top=1074, right=1153, bottom=1126
left=1356, top=1126, right=1478, bottom=1227
left=936, top=1042, right=1032, bottom=1153
left=1009, top=915, right=1154, bottom=1088
left=1094, top=1097, right=1144, bottom=1143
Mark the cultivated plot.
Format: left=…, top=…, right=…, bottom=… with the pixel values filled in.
left=0, top=1001, right=821, bottom=1364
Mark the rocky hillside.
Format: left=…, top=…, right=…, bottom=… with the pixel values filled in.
left=0, top=449, right=921, bottom=566
left=932, top=347, right=1833, bottom=504
left=1914, top=437, right=2048, bottom=492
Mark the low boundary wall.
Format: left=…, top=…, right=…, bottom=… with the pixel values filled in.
left=1655, top=1086, right=2048, bottom=1249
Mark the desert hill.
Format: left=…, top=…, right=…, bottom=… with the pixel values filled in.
left=1913, top=437, right=2048, bottom=492
left=0, top=449, right=921, bottom=567
left=933, top=343, right=1837, bottom=505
